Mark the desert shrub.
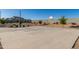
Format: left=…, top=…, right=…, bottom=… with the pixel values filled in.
left=16, top=25, right=18, bottom=27
left=43, top=22, right=48, bottom=25
left=55, top=22, right=59, bottom=24
left=39, top=20, right=42, bottom=24
left=10, top=24, right=18, bottom=28
left=71, top=23, right=76, bottom=25
left=23, top=25, right=25, bottom=27
left=27, top=25, right=30, bottom=27
left=10, top=25, right=13, bottom=27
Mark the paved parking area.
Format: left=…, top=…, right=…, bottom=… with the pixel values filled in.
left=0, top=26, right=79, bottom=49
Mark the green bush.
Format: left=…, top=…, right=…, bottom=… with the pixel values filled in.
left=58, top=16, right=67, bottom=25
left=0, top=18, right=5, bottom=24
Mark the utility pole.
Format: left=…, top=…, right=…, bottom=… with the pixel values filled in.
left=19, top=9, right=21, bottom=27
left=0, top=10, right=1, bottom=19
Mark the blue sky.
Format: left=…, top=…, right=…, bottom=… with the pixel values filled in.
left=1, top=9, right=79, bottom=20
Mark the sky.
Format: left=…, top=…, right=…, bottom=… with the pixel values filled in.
left=1, top=9, right=79, bottom=20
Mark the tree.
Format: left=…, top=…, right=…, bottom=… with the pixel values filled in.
left=58, top=16, right=67, bottom=25
left=0, top=18, right=6, bottom=24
